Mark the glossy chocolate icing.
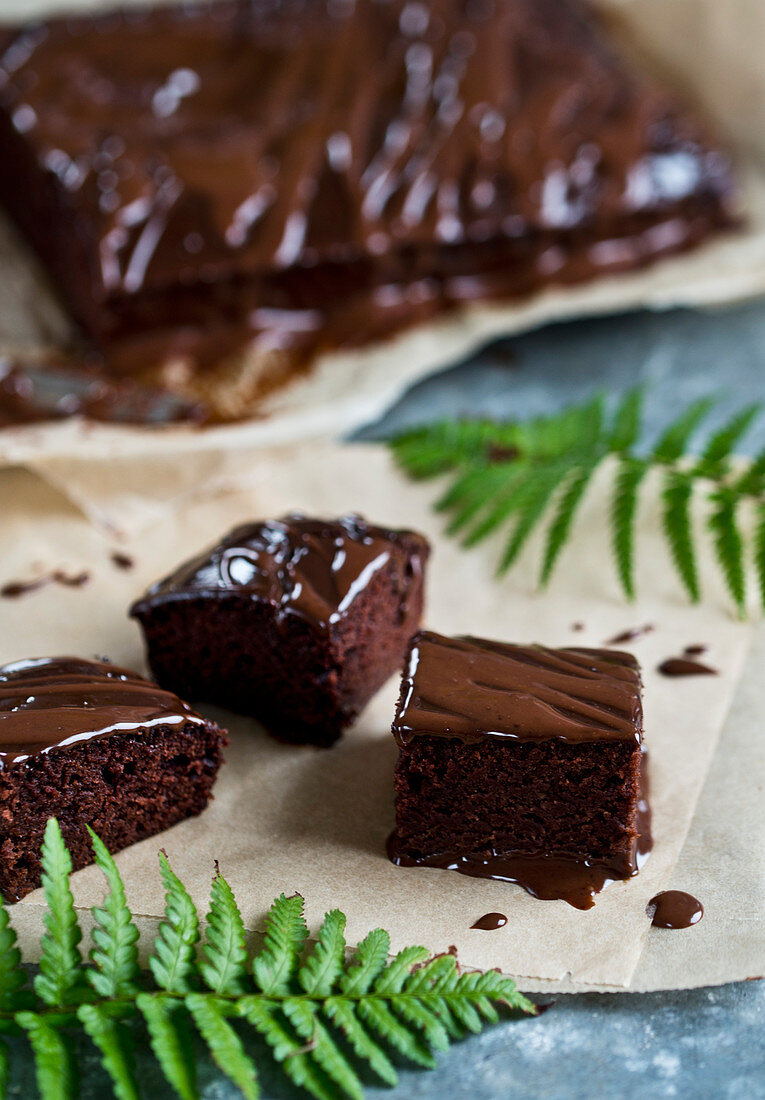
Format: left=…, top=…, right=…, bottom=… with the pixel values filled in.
left=392, top=631, right=643, bottom=746
left=0, top=0, right=737, bottom=423
left=131, top=514, right=427, bottom=629
left=0, top=656, right=204, bottom=767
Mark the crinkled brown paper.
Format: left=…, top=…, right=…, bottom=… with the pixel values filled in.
left=0, top=444, right=761, bottom=993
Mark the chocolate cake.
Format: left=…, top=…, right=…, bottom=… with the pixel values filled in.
left=388, top=631, right=647, bottom=909
left=0, top=655, right=227, bottom=902
left=0, top=0, right=736, bottom=421
left=131, top=514, right=429, bottom=747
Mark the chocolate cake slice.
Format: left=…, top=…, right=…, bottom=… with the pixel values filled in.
left=131, top=514, right=429, bottom=747
left=0, top=0, right=736, bottom=420
left=0, top=656, right=227, bottom=902
left=388, top=631, right=647, bottom=909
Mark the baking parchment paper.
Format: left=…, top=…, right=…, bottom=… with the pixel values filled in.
left=0, top=443, right=758, bottom=991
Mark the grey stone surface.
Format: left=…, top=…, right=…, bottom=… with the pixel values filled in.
left=13, top=299, right=765, bottom=1097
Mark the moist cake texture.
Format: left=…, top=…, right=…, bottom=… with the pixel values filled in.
left=389, top=631, right=646, bottom=908
left=131, top=514, right=429, bottom=747
left=0, top=655, right=227, bottom=901
left=0, top=0, right=737, bottom=419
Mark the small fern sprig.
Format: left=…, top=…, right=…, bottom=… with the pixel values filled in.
left=390, top=390, right=765, bottom=615
left=0, top=821, right=535, bottom=1100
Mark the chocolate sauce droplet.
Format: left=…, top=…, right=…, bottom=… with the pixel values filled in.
left=53, top=570, right=90, bottom=588
left=1, top=577, right=50, bottom=599
left=649, top=890, right=703, bottom=928
left=471, top=912, right=507, bottom=930
left=571, top=622, right=585, bottom=632
left=1, top=570, right=90, bottom=599
left=658, top=658, right=717, bottom=677
left=683, top=644, right=707, bottom=656
left=606, top=624, right=654, bottom=645
left=111, top=552, right=134, bottom=571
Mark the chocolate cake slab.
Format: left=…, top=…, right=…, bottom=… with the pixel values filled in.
left=131, top=514, right=429, bottom=747
left=388, top=631, right=646, bottom=909
left=0, top=0, right=736, bottom=417
left=0, top=656, right=227, bottom=902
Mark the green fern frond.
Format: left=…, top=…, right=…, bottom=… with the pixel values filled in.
left=609, top=387, right=644, bottom=451
left=283, top=1001, right=365, bottom=1100
left=186, top=993, right=259, bottom=1100
left=5, top=824, right=537, bottom=1100
left=698, top=404, right=761, bottom=473
left=651, top=397, right=715, bottom=462
left=324, top=997, right=399, bottom=1086
left=77, top=1005, right=138, bottom=1100
left=200, top=869, right=248, bottom=995
left=708, top=490, right=747, bottom=614
left=499, top=467, right=563, bottom=573
left=150, top=851, right=199, bottom=995
left=252, top=893, right=308, bottom=996
left=539, top=463, right=597, bottom=585
left=137, top=993, right=198, bottom=1100
left=338, top=928, right=391, bottom=996
left=611, top=457, right=648, bottom=600
left=0, top=899, right=26, bottom=1011
left=661, top=470, right=700, bottom=601
left=16, top=1012, right=77, bottom=1100
left=298, top=910, right=347, bottom=998
left=755, top=502, right=765, bottom=608
left=34, top=820, right=85, bottom=1009
left=86, top=828, right=140, bottom=999
left=239, top=998, right=336, bottom=1100
left=390, top=392, right=765, bottom=613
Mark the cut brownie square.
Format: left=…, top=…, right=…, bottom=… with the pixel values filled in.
left=389, top=631, right=646, bottom=909
left=131, top=514, right=430, bottom=748
left=0, top=656, right=227, bottom=902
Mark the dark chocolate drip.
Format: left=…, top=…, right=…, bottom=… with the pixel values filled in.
left=0, top=656, right=203, bottom=767
left=111, top=553, right=134, bottom=571
left=470, top=912, right=508, bottom=930
left=683, top=644, right=707, bottom=656
left=658, top=657, right=718, bottom=677
left=393, top=631, right=643, bottom=746
left=389, top=751, right=652, bottom=910
left=649, top=890, right=703, bottom=928
left=606, top=624, right=654, bottom=645
left=1, top=570, right=90, bottom=599
left=131, top=514, right=427, bottom=630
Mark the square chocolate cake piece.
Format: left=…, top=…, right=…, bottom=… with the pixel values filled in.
left=0, top=656, right=227, bottom=902
left=131, top=515, right=429, bottom=747
left=389, top=631, right=646, bottom=909
left=0, top=0, right=736, bottom=419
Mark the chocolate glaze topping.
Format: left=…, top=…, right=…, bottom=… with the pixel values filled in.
left=658, top=657, right=718, bottom=677
left=131, top=514, right=427, bottom=630
left=0, top=0, right=737, bottom=424
left=0, top=0, right=735, bottom=305
left=649, top=890, right=703, bottom=928
left=0, top=656, right=204, bottom=767
left=392, top=632, right=643, bottom=746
